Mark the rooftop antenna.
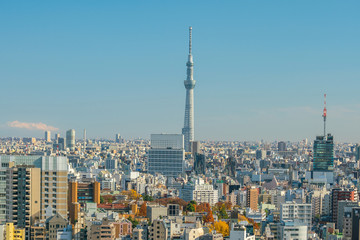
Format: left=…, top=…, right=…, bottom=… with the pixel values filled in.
left=322, top=94, right=327, bottom=138
left=189, top=26, right=192, bottom=55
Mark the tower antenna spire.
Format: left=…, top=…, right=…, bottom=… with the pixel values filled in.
left=189, top=26, right=192, bottom=55
left=322, top=94, right=327, bottom=137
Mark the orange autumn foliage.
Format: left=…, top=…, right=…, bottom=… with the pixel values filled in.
left=138, top=202, right=147, bottom=217
left=196, top=203, right=211, bottom=212
left=203, top=210, right=214, bottom=223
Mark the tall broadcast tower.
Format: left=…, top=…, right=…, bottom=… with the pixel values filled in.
left=182, top=26, right=196, bottom=152
left=322, top=94, right=327, bottom=137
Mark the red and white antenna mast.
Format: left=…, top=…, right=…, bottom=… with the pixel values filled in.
left=322, top=94, right=327, bottom=137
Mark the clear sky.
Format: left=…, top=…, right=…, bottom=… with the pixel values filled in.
left=1, top=1, right=360, bottom=142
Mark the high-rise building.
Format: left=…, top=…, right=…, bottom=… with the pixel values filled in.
left=182, top=27, right=196, bottom=152
left=115, top=133, right=121, bottom=143
left=193, top=153, right=206, bottom=175
left=313, top=134, right=334, bottom=172
left=191, top=141, right=200, bottom=155
left=6, top=166, right=41, bottom=239
left=280, top=202, right=312, bottom=228
left=246, top=187, right=259, bottom=211
left=0, top=156, right=68, bottom=224
left=356, top=144, right=360, bottom=161
left=45, top=131, right=51, bottom=142
left=55, top=133, right=60, bottom=143
left=331, top=188, right=358, bottom=223
left=278, top=141, right=286, bottom=152
left=66, top=129, right=75, bottom=151
left=148, top=134, right=185, bottom=178
left=352, top=207, right=360, bottom=240
left=336, top=200, right=359, bottom=231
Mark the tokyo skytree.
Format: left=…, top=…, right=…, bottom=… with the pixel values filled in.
left=182, top=27, right=196, bottom=152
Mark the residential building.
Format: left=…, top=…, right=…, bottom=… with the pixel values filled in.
left=280, top=202, right=312, bottom=228
left=5, top=222, right=25, bottom=240
left=181, top=179, right=218, bottom=205
left=0, top=156, right=68, bottom=224
left=6, top=166, right=41, bottom=239
left=336, top=200, right=359, bottom=230
left=332, top=188, right=358, bottom=223
left=88, top=219, right=115, bottom=240
left=246, top=187, right=259, bottom=211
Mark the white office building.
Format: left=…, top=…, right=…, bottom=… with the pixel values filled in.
left=148, top=134, right=185, bottom=178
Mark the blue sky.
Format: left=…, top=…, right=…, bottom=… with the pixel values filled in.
left=1, top=1, right=360, bottom=142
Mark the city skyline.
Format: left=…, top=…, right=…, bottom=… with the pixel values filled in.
left=1, top=1, right=360, bottom=142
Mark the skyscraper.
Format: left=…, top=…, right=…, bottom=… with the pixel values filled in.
left=45, top=131, right=51, bottom=142
left=182, top=27, right=196, bottom=152
left=115, top=133, right=121, bottom=143
left=66, top=129, right=75, bottom=151
left=54, top=133, right=60, bottom=143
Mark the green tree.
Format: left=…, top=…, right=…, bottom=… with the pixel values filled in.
left=100, top=196, right=105, bottom=204
left=218, top=205, right=228, bottom=219
left=127, top=216, right=139, bottom=228
left=190, top=200, right=197, bottom=205
left=265, top=209, right=270, bottom=216
left=143, top=195, right=154, bottom=201
left=186, top=203, right=195, bottom=212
